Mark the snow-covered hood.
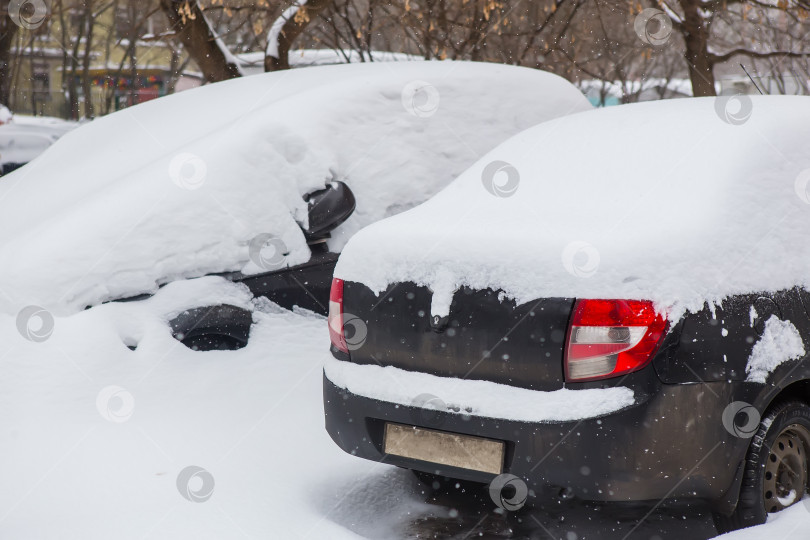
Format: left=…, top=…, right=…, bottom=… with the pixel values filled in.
left=335, top=96, right=810, bottom=320
left=0, top=61, right=590, bottom=315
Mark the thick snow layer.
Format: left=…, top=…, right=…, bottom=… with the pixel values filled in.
left=323, top=356, right=635, bottom=422
left=0, top=123, right=74, bottom=165
left=237, top=49, right=421, bottom=75
left=0, top=62, right=590, bottom=316
left=715, top=499, right=810, bottom=539
left=0, top=277, right=428, bottom=539
left=0, top=104, right=12, bottom=124
left=335, top=96, right=810, bottom=320
left=746, top=316, right=806, bottom=383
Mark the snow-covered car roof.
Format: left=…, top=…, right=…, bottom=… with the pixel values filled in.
left=335, top=96, right=810, bottom=320
left=0, top=61, right=590, bottom=315
left=0, top=123, right=75, bottom=166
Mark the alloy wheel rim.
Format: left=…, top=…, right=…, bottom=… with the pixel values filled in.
left=763, top=424, right=810, bottom=513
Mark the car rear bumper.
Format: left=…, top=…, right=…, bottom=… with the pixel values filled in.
left=323, top=371, right=749, bottom=510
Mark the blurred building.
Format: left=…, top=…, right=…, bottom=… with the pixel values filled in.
left=8, top=4, right=201, bottom=119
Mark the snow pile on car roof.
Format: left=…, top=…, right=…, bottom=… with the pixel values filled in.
left=0, top=62, right=590, bottom=315
left=335, top=96, right=810, bottom=319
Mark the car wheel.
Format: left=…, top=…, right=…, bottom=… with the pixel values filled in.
left=169, top=305, right=252, bottom=351
left=713, top=400, right=810, bottom=533
left=181, top=333, right=247, bottom=351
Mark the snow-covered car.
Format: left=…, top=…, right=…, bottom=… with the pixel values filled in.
left=0, top=61, right=591, bottom=349
left=0, top=122, right=76, bottom=175
left=324, top=95, right=810, bottom=533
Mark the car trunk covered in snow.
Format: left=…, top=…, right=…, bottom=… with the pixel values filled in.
left=335, top=96, right=810, bottom=321
left=0, top=61, right=590, bottom=316
left=342, top=282, right=575, bottom=391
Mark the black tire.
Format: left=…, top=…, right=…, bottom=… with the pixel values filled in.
left=713, top=400, right=810, bottom=534
left=181, top=333, right=246, bottom=351
left=169, top=305, right=252, bottom=351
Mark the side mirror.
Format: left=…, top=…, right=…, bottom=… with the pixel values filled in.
left=303, top=181, right=356, bottom=244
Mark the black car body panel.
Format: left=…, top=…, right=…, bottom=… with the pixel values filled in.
left=344, top=281, right=574, bottom=391
left=324, top=281, right=810, bottom=513
left=653, top=290, right=810, bottom=385
left=229, top=248, right=337, bottom=315
left=324, top=374, right=751, bottom=511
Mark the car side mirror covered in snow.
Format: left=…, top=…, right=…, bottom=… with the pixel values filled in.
left=303, top=181, right=356, bottom=244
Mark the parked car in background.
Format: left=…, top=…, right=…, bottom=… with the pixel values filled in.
left=324, top=96, right=810, bottom=533
left=0, top=61, right=592, bottom=350
left=0, top=122, right=76, bottom=176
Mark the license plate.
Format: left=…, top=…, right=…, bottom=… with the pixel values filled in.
left=383, top=423, right=504, bottom=474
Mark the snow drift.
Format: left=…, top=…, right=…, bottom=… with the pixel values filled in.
left=0, top=62, right=590, bottom=316
left=335, top=96, right=810, bottom=320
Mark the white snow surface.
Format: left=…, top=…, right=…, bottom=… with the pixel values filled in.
left=323, top=356, right=635, bottom=423
left=335, top=96, right=810, bottom=320
left=0, top=277, right=427, bottom=539
left=0, top=123, right=75, bottom=165
left=0, top=61, right=590, bottom=316
left=237, top=49, right=421, bottom=75
left=715, top=498, right=810, bottom=539
left=745, top=315, right=806, bottom=383
left=0, top=104, right=12, bottom=124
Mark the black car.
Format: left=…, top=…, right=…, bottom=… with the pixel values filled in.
left=165, top=181, right=356, bottom=350
left=322, top=96, right=810, bottom=534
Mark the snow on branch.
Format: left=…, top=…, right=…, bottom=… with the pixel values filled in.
left=266, top=1, right=308, bottom=59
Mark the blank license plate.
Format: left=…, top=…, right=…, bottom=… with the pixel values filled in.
left=383, top=423, right=504, bottom=474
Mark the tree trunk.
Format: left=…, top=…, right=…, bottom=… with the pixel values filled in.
left=265, top=0, right=334, bottom=72
left=0, top=1, right=19, bottom=105
left=67, top=6, right=87, bottom=120
left=680, top=0, right=716, bottom=97
left=80, top=3, right=96, bottom=119
left=159, top=0, right=241, bottom=82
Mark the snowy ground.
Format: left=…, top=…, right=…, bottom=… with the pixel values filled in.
left=1, top=277, right=806, bottom=539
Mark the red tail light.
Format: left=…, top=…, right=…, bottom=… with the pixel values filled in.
left=564, top=299, right=667, bottom=382
left=328, top=278, right=348, bottom=353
